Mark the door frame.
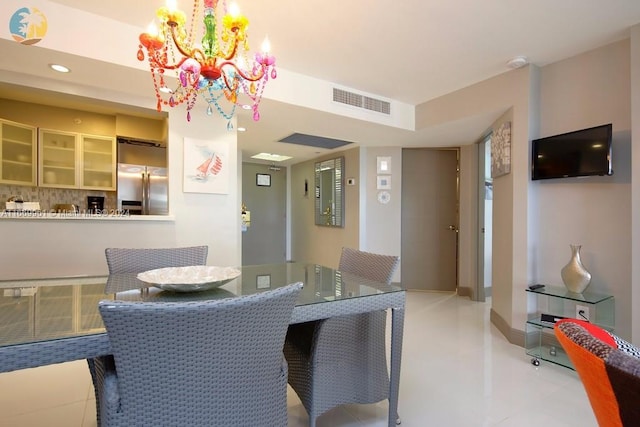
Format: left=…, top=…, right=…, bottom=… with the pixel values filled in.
left=475, top=133, right=492, bottom=302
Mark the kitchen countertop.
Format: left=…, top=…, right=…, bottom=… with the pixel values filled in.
left=0, top=210, right=174, bottom=221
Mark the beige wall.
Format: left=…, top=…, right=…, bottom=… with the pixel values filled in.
left=0, top=99, right=165, bottom=141
left=290, top=147, right=359, bottom=269
left=116, top=114, right=167, bottom=143
left=458, top=143, right=479, bottom=297
left=536, top=39, right=632, bottom=339
left=631, top=24, right=640, bottom=345
left=0, top=99, right=116, bottom=136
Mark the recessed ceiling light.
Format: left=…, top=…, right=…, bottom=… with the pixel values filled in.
left=49, top=64, right=70, bottom=73
left=159, top=86, right=173, bottom=94
left=241, top=104, right=252, bottom=110
left=237, top=127, right=246, bottom=132
left=251, top=153, right=293, bottom=162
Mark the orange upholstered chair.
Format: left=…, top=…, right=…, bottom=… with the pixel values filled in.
left=554, top=319, right=640, bottom=427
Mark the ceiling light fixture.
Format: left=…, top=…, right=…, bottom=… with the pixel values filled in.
left=251, top=153, right=292, bottom=162
left=49, top=64, right=70, bottom=73
left=506, top=56, right=529, bottom=69
left=137, top=0, right=277, bottom=128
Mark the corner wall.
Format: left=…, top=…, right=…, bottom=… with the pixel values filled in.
left=416, top=66, right=534, bottom=341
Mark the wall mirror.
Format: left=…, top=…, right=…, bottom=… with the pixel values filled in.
left=315, top=156, right=344, bottom=227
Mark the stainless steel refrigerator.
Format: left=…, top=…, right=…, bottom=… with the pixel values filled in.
left=117, top=163, right=168, bottom=215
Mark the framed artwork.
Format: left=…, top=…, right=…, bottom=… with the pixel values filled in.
left=491, top=121, right=511, bottom=178
left=377, top=175, right=391, bottom=190
left=377, top=156, right=391, bottom=174
left=183, top=137, right=230, bottom=194
left=256, top=274, right=271, bottom=289
left=256, top=173, right=271, bottom=187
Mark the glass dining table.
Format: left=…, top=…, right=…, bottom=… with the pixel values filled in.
left=0, top=262, right=405, bottom=427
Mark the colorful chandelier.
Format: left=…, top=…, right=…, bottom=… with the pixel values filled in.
left=137, top=0, right=276, bottom=128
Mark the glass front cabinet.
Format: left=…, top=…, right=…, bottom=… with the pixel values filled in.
left=39, top=129, right=116, bottom=190
left=80, top=134, right=116, bottom=190
left=0, top=119, right=37, bottom=186
left=39, top=128, right=77, bottom=188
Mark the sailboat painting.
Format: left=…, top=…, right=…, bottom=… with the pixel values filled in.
left=183, top=137, right=230, bottom=194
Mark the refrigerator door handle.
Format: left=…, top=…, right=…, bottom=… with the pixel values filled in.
left=145, top=172, right=151, bottom=215
left=141, top=172, right=148, bottom=215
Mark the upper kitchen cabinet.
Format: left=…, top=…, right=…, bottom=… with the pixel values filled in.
left=81, top=134, right=116, bottom=190
left=0, top=119, right=36, bottom=186
left=39, top=129, right=116, bottom=190
left=39, top=128, right=78, bottom=188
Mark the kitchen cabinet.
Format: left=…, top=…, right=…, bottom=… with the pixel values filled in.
left=39, top=128, right=77, bottom=188
left=39, top=129, right=116, bottom=190
left=0, top=119, right=37, bottom=186
left=81, top=134, right=116, bottom=190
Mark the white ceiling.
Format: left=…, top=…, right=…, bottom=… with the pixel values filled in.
left=3, top=0, right=640, bottom=165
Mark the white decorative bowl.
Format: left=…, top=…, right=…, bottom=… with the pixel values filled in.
left=137, top=265, right=241, bottom=292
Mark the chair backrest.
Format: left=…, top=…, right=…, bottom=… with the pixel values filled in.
left=99, top=282, right=302, bottom=426
left=338, top=247, right=400, bottom=284
left=555, top=320, right=640, bottom=427
left=104, top=246, right=208, bottom=274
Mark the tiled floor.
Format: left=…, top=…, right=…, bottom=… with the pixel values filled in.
left=0, top=291, right=597, bottom=427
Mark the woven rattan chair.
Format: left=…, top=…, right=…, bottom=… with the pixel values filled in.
left=284, top=247, right=400, bottom=426
left=104, top=245, right=208, bottom=274
left=92, top=282, right=302, bottom=427
left=90, top=245, right=209, bottom=423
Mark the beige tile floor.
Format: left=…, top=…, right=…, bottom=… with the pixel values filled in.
left=0, top=291, right=597, bottom=427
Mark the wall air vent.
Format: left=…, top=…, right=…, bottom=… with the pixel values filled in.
left=332, top=88, right=391, bottom=115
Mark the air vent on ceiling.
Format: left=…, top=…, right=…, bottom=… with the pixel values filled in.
left=332, top=88, right=391, bottom=115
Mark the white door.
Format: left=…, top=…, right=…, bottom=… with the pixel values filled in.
left=401, top=148, right=459, bottom=291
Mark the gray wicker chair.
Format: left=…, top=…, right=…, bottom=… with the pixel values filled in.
left=104, top=245, right=208, bottom=274
left=90, top=245, right=209, bottom=423
left=284, top=247, right=400, bottom=426
left=92, top=282, right=302, bottom=427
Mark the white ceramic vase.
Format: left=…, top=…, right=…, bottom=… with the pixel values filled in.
left=560, top=244, right=591, bottom=293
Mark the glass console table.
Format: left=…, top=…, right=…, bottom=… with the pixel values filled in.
left=525, top=285, right=614, bottom=369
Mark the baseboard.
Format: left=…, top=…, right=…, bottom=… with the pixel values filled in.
left=457, top=286, right=471, bottom=297
left=490, top=308, right=525, bottom=348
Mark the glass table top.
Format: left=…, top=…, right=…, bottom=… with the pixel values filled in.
left=0, top=262, right=403, bottom=347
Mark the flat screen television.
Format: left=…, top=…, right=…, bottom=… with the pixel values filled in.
left=531, top=124, right=613, bottom=180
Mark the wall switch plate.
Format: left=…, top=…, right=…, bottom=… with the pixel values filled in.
left=576, top=304, right=590, bottom=321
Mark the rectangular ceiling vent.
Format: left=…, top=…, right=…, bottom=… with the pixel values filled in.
left=332, top=88, right=390, bottom=115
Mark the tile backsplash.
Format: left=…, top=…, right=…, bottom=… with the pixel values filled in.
left=0, top=185, right=116, bottom=212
